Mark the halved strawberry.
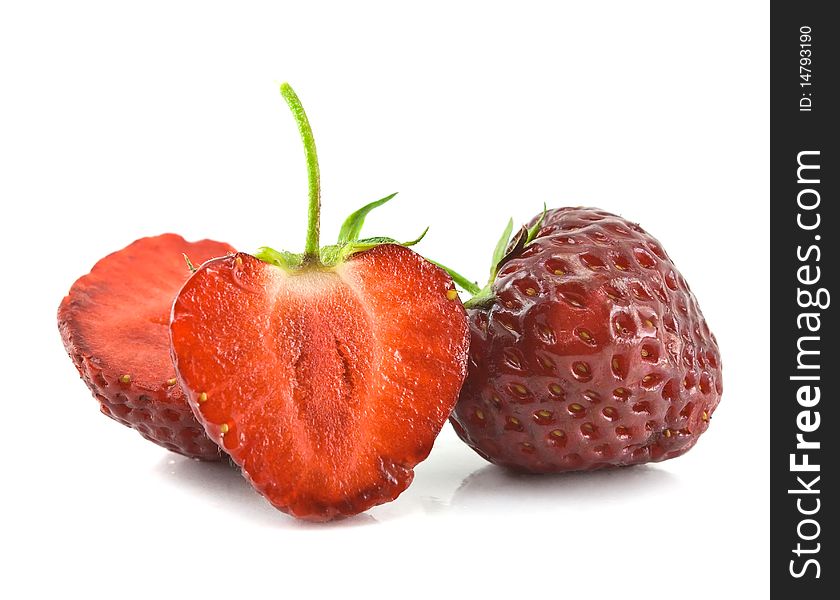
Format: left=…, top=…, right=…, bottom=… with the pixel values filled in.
left=171, top=246, right=467, bottom=520
left=59, top=234, right=234, bottom=460
left=169, top=83, right=470, bottom=520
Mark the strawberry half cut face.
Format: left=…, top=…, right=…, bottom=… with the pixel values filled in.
left=170, top=245, right=469, bottom=520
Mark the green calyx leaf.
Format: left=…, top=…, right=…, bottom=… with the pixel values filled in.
left=321, top=193, right=429, bottom=262
left=256, top=195, right=429, bottom=270
left=526, top=203, right=547, bottom=245
left=427, top=260, right=481, bottom=295
left=354, top=227, right=428, bottom=251
left=316, top=194, right=429, bottom=264
left=462, top=204, right=549, bottom=309
left=183, top=253, right=198, bottom=273
left=490, top=218, right=514, bottom=280
left=337, top=193, right=398, bottom=244
left=486, top=203, right=547, bottom=281
left=254, top=247, right=304, bottom=269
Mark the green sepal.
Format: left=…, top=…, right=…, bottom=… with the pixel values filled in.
left=343, top=227, right=428, bottom=256
left=526, top=203, right=547, bottom=244
left=317, top=244, right=343, bottom=266
left=462, top=204, right=550, bottom=309
left=256, top=227, right=429, bottom=270
left=352, top=236, right=398, bottom=249
left=355, top=227, right=428, bottom=249
left=254, top=247, right=303, bottom=269
left=337, top=193, right=398, bottom=244
left=485, top=204, right=547, bottom=282
left=427, top=260, right=481, bottom=295
left=463, top=286, right=496, bottom=310
left=489, top=218, right=513, bottom=279
left=402, top=227, right=429, bottom=247
left=505, top=226, right=528, bottom=261
left=183, top=253, right=198, bottom=273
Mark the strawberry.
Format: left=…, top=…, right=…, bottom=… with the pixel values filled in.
left=59, top=234, right=235, bottom=460
left=447, top=207, right=722, bottom=472
left=169, top=84, right=469, bottom=521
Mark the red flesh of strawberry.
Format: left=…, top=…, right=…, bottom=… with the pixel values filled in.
left=451, top=208, right=722, bottom=472
left=59, top=234, right=234, bottom=460
left=170, top=245, right=469, bottom=520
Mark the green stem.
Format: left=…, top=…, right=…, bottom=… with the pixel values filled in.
left=280, top=83, right=321, bottom=262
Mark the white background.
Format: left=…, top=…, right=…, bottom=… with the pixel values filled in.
left=1, top=2, right=768, bottom=598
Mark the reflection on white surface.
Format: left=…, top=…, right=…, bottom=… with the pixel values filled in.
left=155, top=454, right=379, bottom=529
left=153, top=426, right=679, bottom=526
left=451, top=463, right=679, bottom=512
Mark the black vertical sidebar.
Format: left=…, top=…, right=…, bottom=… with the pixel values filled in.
left=771, top=2, right=836, bottom=598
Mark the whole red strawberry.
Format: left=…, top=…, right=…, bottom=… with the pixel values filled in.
left=59, top=234, right=234, bottom=460
left=170, top=84, right=469, bottom=520
left=449, top=207, right=722, bottom=472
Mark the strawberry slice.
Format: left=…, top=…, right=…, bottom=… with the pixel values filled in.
left=59, top=234, right=234, bottom=460
left=170, top=84, right=470, bottom=520
left=171, top=246, right=468, bottom=520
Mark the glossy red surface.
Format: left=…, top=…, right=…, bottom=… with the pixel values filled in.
left=170, top=245, right=469, bottom=520
left=451, top=208, right=722, bottom=472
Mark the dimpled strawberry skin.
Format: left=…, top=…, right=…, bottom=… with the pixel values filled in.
left=450, top=207, right=722, bottom=472
left=59, top=234, right=233, bottom=460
